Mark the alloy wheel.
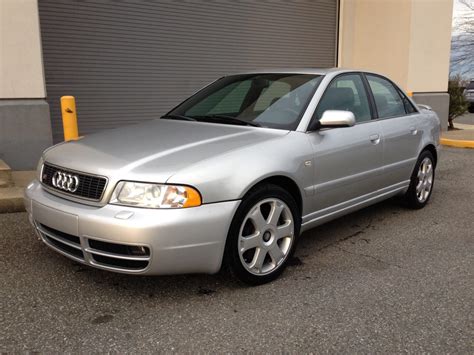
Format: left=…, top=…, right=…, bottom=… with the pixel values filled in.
left=416, top=157, right=434, bottom=203
left=238, top=198, right=294, bottom=276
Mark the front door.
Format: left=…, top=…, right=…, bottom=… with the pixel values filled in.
left=306, top=73, right=384, bottom=218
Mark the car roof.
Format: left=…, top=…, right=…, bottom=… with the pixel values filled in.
left=229, top=67, right=378, bottom=76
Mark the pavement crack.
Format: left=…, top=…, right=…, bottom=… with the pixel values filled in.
left=318, top=220, right=373, bottom=251
left=316, top=219, right=402, bottom=269
left=335, top=245, right=403, bottom=269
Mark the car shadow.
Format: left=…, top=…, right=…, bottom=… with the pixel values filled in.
left=59, top=196, right=405, bottom=299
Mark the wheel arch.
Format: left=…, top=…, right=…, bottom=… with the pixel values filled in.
left=241, top=175, right=303, bottom=217
left=421, top=144, right=438, bottom=167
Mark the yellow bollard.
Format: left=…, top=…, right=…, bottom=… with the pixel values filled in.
left=60, top=96, right=79, bottom=141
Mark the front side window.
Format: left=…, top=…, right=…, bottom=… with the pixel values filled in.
left=314, top=73, right=372, bottom=123
left=166, top=74, right=323, bottom=130
left=367, top=75, right=406, bottom=118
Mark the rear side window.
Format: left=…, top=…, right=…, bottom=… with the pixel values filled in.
left=367, top=75, right=406, bottom=118
left=398, top=90, right=417, bottom=114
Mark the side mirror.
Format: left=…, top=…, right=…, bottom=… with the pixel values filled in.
left=309, top=110, right=356, bottom=130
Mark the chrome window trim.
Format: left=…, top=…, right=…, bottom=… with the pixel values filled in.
left=353, top=112, right=420, bottom=125
left=309, top=113, right=421, bottom=133
left=303, top=71, right=373, bottom=131
left=303, top=70, right=422, bottom=132
left=364, top=72, right=420, bottom=118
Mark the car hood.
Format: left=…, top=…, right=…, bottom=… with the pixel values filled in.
left=43, top=119, right=288, bottom=183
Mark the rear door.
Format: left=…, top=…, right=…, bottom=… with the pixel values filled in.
left=307, top=73, right=384, bottom=214
left=364, top=74, right=422, bottom=186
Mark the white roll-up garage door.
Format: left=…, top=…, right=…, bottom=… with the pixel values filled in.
left=39, top=0, right=338, bottom=142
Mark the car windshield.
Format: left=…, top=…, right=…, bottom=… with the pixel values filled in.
left=164, top=73, right=323, bottom=130
left=467, top=81, right=474, bottom=90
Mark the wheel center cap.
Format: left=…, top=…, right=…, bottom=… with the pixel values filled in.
left=262, top=230, right=272, bottom=242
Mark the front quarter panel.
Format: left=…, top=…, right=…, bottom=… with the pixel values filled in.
left=166, top=131, right=315, bottom=215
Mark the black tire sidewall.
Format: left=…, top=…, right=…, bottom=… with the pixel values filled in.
left=225, top=184, right=301, bottom=285
left=405, top=150, right=435, bottom=209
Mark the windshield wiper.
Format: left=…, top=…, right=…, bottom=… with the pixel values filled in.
left=161, top=114, right=196, bottom=121
left=195, top=114, right=262, bottom=127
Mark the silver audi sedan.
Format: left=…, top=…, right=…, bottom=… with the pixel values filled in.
left=25, top=68, right=440, bottom=284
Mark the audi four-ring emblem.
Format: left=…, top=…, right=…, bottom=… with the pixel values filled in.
left=52, top=171, right=80, bottom=192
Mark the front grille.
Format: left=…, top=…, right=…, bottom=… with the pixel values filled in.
left=41, top=163, right=107, bottom=201
left=35, top=222, right=150, bottom=272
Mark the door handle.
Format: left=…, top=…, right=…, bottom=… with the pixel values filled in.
left=409, top=126, right=418, bottom=135
left=369, top=134, right=380, bottom=145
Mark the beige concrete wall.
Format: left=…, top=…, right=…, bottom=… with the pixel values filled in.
left=339, top=0, right=453, bottom=93
left=338, top=0, right=412, bottom=89
left=407, top=0, right=453, bottom=92
left=0, top=0, right=45, bottom=98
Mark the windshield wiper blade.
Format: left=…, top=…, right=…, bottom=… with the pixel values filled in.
left=196, top=114, right=261, bottom=127
left=161, top=114, right=196, bottom=121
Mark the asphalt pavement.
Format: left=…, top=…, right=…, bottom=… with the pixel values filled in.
left=456, top=112, right=474, bottom=125
left=1, top=147, right=473, bottom=353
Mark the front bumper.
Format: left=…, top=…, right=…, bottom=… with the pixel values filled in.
left=24, top=180, right=240, bottom=275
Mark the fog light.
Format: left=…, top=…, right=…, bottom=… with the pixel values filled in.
left=127, top=245, right=149, bottom=256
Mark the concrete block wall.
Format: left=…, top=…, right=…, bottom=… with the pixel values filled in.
left=0, top=0, right=53, bottom=170
left=338, top=0, right=453, bottom=131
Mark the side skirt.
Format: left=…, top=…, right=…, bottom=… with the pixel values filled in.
left=301, top=181, right=410, bottom=233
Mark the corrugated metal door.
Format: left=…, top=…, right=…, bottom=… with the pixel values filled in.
left=39, top=0, right=338, bottom=142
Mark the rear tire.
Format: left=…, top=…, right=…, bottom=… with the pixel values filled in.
left=225, top=184, right=301, bottom=285
left=403, top=150, right=435, bottom=209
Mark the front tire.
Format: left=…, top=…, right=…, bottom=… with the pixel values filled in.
left=225, top=184, right=301, bottom=285
left=403, top=150, right=435, bottom=209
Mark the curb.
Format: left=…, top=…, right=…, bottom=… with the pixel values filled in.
left=440, top=138, right=474, bottom=149
left=0, top=187, right=26, bottom=214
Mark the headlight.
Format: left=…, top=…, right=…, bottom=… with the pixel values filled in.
left=110, top=181, right=201, bottom=208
